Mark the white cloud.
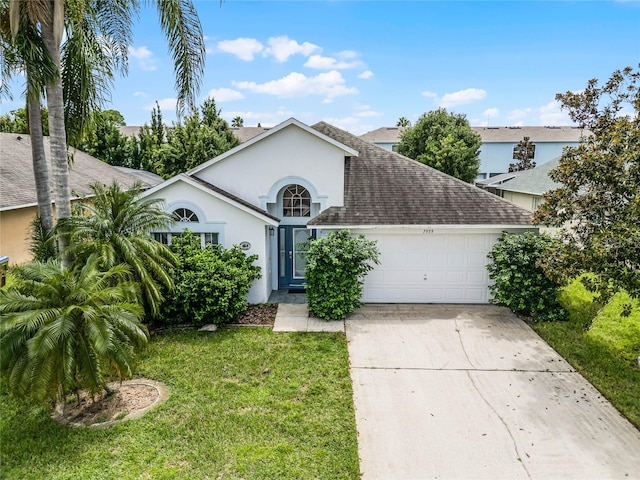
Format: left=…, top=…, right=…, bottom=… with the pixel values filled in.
left=207, top=88, right=245, bottom=102
left=128, top=46, right=157, bottom=71
left=146, top=98, right=177, bottom=112
left=133, top=91, right=147, bottom=97
left=321, top=116, right=374, bottom=135
left=439, top=88, right=487, bottom=107
left=483, top=107, right=500, bottom=118
left=354, top=105, right=382, bottom=118
left=358, top=70, right=374, bottom=79
left=422, top=90, right=438, bottom=98
left=221, top=107, right=295, bottom=127
left=538, top=101, right=572, bottom=125
left=508, top=107, right=533, bottom=121
left=507, top=100, right=572, bottom=125
left=233, top=70, right=358, bottom=102
left=217, top=38, right=264, bottom=61
left=304, top=55, right=362, bottom=70
left=264, top=36, right=320, bottom=62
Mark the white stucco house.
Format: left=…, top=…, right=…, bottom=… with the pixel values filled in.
left=142, top=118, right=535, bottom=305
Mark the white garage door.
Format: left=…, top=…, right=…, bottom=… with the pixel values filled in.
left=362, top=232, right=500, bottom=303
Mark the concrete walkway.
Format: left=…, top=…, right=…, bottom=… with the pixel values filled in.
left=272, top=303, right=344, bottom=332
left=346, top=304, right=640, bottom=480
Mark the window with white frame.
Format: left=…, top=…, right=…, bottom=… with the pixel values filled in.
left=153, top=232, right=219, bottom=247
left=172, top=208, right=199, bottom=222
left=282, top=184, right=311, bottom=217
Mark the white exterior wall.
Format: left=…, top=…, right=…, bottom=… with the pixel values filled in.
left=148, top=180, right=272, bottom=304
left=195, top=125, right=346, bottom=209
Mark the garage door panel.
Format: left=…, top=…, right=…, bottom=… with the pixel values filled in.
left=362, top=233, right=500, bottom=304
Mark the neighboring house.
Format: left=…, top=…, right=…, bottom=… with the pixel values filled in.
left=475, top=171, right=524, bottom=196
left=360, top=126, right=586, bottom=181
left=0, top=133, right=163, bottom=265
left=493, top=157, right=562, bottom=212
left=143, top=118, right=534, bottom=305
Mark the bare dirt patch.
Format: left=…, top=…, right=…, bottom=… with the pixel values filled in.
left=55, top=379, right=169, bottom=427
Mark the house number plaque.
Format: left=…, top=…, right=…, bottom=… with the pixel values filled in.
left=239, top=241, right=251, bottom=250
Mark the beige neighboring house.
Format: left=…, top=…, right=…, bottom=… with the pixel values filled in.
left=0, top=133, right=162, bottom=266
left=493, top=157, right=561, bottom=212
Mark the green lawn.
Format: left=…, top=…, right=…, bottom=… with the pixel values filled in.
left=0, top=329, right=360, bottom=479
left=531, top=317, right=640, bottom=430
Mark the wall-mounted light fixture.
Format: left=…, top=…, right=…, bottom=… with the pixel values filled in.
left=268, top=226, right=275, bottom=236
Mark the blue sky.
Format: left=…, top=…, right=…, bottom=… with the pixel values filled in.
left=4, top=1, right=640, bottom=134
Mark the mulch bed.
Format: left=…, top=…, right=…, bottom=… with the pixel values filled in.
left=232, top=303, right=278, bottom=326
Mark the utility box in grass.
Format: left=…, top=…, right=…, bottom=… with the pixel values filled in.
left=0, top=256, right=8, bottom=288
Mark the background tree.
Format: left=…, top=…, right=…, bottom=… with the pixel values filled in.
left=66, top=182, right=177, bottom=318
left=7, top=0, right=206, bottom=264
left=231, top=116, right=244, bottom=127
left=533, top=65, right=640, bottom=296
left=0, top=257, right=147, bottom=412
left=74, top=109, right=132, bottom=167
left=509, top=136, right=537, bottom=172
left=396, top=116, right=411, bottom=128
left=396, top=108, right=481, bottom=183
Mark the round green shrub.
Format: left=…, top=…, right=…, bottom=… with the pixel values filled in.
left=486, top=232, right=567, bottom=321
left=305, top=230, right=380, bottom=320
left=157, top=230, right=261, bottom=326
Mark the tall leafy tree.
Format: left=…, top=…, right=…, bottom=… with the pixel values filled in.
left=0, top=257, right=147, bottom=412
left=533, top=65, right=640, bottom=296
left=66, top=181, right=177, bottom=318
left=509, top=136, right=537, bottom=172
left=396, top=108, right=481, bottom=183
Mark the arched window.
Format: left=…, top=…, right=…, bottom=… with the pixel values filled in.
left=283, top=185, right=311, bottom=217
left=172, top=208, right=199, bottom=222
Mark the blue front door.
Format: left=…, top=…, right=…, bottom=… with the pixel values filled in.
left=278, top=226, right=314, bottom=290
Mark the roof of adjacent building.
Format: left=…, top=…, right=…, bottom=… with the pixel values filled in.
left=0, top=133, right=161, bottom=210
left=476, top=171, right=524, bottom=187
left=230, top=126, right=270, bottom=143
left=494, top=157, right=562, bottom=196
left=359, top=125, right=589, bottom=144
left=308, top=122, right=533, bottom=227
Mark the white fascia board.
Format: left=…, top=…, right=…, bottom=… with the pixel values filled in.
left=1, top=194, right=98, bottom=212
left=307, top=224, right=535, bottom=231
left=187, top=118, right=358, bottom=176
left=143, top=174, right=279, bottom=226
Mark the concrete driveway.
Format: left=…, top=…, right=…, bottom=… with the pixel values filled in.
left=346, top=304, right=640, bottom=480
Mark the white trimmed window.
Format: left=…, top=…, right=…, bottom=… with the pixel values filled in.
left=153, top=232, right=219, bottom=247
left=283, top=184, right=311, bottom=217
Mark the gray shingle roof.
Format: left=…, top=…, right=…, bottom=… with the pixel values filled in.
left=360, top=125, right=589, bottom=144
left=308, top=123, right=533, bottom=226
left=189, top=175, right=280, bottom=222
left=494, top=157, right=562, bottom=196
left=0, top=133, right=156, bottom=210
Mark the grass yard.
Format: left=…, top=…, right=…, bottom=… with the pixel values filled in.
left=0, top=328, right=360, bottom=479
left=531, top=284, right=640, bottom=430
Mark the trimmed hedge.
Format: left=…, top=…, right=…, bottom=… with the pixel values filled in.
left=486, top=232, right=567, bottom=321
left=157, top=231, right=261, bottom=326
left=305, top=230, right=379, bottom=320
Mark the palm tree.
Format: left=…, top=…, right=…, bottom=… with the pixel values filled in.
left=231, top=116, right=244, bottom=127
left=0, top=257, right=147, bottom=412
left=66, top=181, right=177, bottom=318
left=396, top=116, right=411, bottom=128
left=8, top=0, right=206, bottom=265
left=1, top=4, right=57, bottom=233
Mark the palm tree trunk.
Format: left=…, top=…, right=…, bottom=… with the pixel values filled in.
left=40, top=5, right=71, bottom=266
left=27, top=96, right=54, bottom=233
